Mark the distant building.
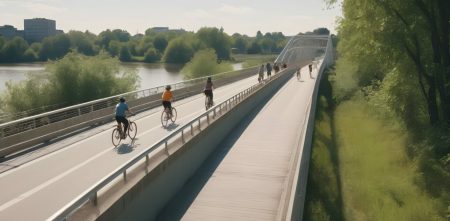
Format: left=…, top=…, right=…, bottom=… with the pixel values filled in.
left=24, top=18, right=58, bottom=42
left=149, top=27, right=186, bottom=34
left=151, top=27, right=169, bottom=33
left=0, top=25, right=23, bottom=38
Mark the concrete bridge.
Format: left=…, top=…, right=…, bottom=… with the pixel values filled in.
left=0, top=35, right=333, bottom=221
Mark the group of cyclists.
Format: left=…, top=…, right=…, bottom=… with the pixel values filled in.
left=114, top=77, right=214, bottom=136
left=115, top=58, right=318, bottom=137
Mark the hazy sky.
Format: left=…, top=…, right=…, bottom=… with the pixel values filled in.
left=0, top=0, right=341, bottom=36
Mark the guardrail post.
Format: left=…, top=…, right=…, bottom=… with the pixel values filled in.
left=213, top=108, right=216, bottom=118
left=190, top=124, right=194, bottom=135
left=198, top=118, right=201, bottom=130
left=91, top=192, right=98, bottom=206
left=207, top=114, right=210, bottom=124
left=123, top=171, right=127, bottom=181
left=181, top=130, right=185, bottom=143
left=165, top=141, right=169, bottom=155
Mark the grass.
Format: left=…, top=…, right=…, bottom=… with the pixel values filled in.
left=336, top=99, right=443, bottom=221
left=304, top=74, right=446, bottom=220
left=231, top=53, right=277, bottom=68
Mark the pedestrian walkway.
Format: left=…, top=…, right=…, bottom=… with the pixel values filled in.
left=158, top=65, right=318, bottom=220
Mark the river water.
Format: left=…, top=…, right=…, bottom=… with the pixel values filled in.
left=0, top=62, right=243, bottom=93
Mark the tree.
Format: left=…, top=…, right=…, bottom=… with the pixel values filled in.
left=119, top=45, right=132, bottom=61
left=67, top=31, right=96, bottom=56
left=335, top=0, right=449, bottom=126
left=313, top=27, right=330, bottom=35
left=1, top=52, right=140, bottom=116
left=163, top=37, right=194, bottom=63
left=247, top=41, right=261, bottom=54
left=196, top=27, right=232, bottom=59
left=0, top=37, right=29, bottom=62
left=232, top=35, right=248, bottom=53
left=153, top=34, right=168, bottom=53
left=143, top=48, right=161, bottom=63
left=39, top=34, right=71, bottom=60
left=181, top=49, right=233, bottom=79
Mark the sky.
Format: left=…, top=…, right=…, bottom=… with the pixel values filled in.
left=0, top=0, right=342, bottom=36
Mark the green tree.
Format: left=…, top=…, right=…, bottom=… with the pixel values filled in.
left=108, top=40, right=121, bottom=57
left=39, top=34, right=71, bottom=60
left=232, top=34, right=248, bottom=53
left=181, top=49, right=232, bottom=79
left=119, top=45, right=132, bottom=61
left=153, top=34, right=168, bottom=53
left=163, top=37, right=194, bottom=63
left=0, top=37, right=29, bottom=62
left=143, top=48, right=161, bottom=63
left=1, top=52, right=139, bottom=115
left=67, top=31, right=96, bottom=56
left=196, top=27, right=232, bottom=59
left=247, top=41, right=261, bottom=54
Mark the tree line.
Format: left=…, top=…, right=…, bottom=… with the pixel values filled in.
left=0, top=27, right=289, bottom=64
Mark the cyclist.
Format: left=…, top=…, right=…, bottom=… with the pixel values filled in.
left=204, top=77, right=214, bottom=106
left=162, top=85, right=173, bottom=117
left=115, top=96, right=134, bottom=139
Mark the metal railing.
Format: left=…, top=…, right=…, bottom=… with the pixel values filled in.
left=0, top=66, right=259, bottom=157
left=47, top=66, right=280, bottom=221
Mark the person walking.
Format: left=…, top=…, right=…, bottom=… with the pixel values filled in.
left=258, top=64, right=265, bottom=83
left=266, top=63, right=272, bottom=78
left=308, top=63, right=313, bottom=79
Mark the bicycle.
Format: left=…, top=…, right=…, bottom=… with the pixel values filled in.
left=161, top=106, right=177, bottom=127
left=205, top=95, right=213, bottom=110
left=112, top=118, right=137, bottom=147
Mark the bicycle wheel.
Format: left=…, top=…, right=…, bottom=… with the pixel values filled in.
left=112, top=128, right=121, bottom=147
left=205, top=96, right=212, bottom=110
left=170, top=107, right=177, bottom=123
left=161, top=110, right=169, bottom=127
left=128, top=121, right=137, bottom=140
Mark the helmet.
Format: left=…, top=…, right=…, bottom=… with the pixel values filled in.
left=119, top=96, right=125, bottom=102
left=207, top=77, right=212, bottom=82
left=165, top=85, right=171, bottom=90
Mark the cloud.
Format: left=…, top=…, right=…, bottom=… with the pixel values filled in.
left=218, top=4, right=255, bottom=15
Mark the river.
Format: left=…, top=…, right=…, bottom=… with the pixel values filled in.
left=0, top=62, right=243, bottom=93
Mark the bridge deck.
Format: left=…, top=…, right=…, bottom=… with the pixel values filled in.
left=158, top=65, right=317, bottom=220
left=0, top=74, right=259, bottom=221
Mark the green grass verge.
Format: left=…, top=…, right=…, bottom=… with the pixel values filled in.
left=231, top=54, right=277, bottom=68
left=336, top=99, right=444, bottom=221
left=304, top=77, right=445, bottom=220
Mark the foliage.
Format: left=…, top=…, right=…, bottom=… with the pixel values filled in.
left=67, top=31, right=96, bottom=56
left=39, top=34, right=71, bottom=61
left=0, top=52, right=139, bottom=115
left=143, top=48, right=161, bottom=63
left=181, top=49, right=232, bottom=79
left=119, top=45, right=132, bottom=61
left=329, top=0, right=449, bottom=213
left=162, top=37, right=194, bottom=63
left=153, top=34, right=168, bottom=53
left=0, top=36, right=29, bottom=62
left=196, top=27, right=232, bottom=60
